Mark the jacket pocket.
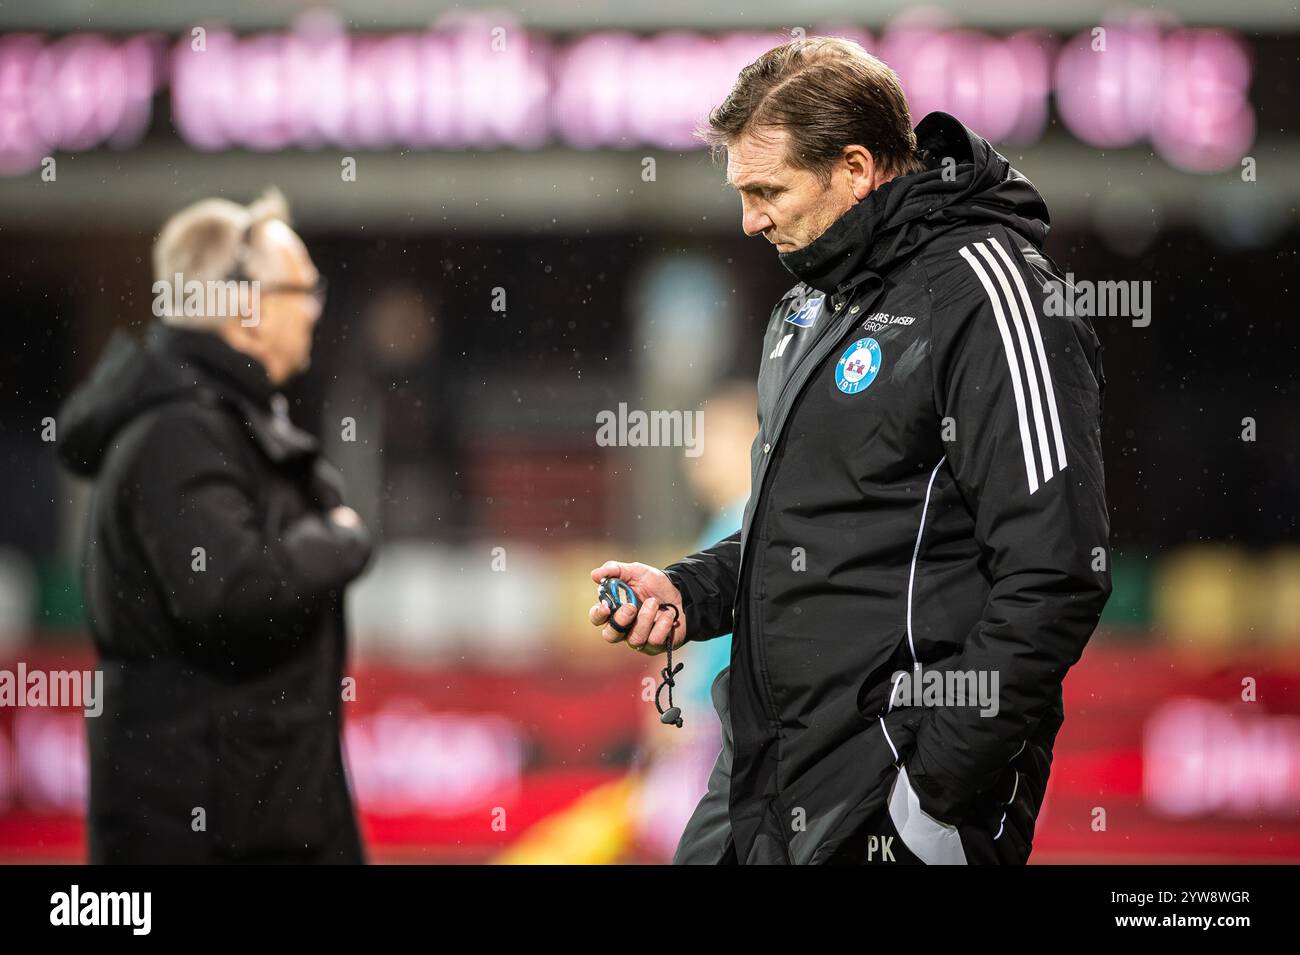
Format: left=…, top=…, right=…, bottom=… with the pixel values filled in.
left=770, top=705, right=925, bottom=864
left=886, top=764, right=969, bottom=865
left=211, top=710, right=346, bottom=860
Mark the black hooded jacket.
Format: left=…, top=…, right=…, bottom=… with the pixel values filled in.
left=58, top=323, right=370, bottom=863
left=665, top=113, right=1111, bottom=864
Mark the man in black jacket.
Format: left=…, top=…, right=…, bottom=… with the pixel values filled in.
left=589, top=38, right=1110, bottom=864
left=58, top=190, right=371, bottom=863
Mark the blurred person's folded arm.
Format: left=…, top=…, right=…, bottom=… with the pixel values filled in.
left=126, top=410, right=371, bottom=634
left=664, top=530, right=741, bottom=642
left=904, top=252, right=1111, bottom=824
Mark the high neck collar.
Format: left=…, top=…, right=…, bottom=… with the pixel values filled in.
left=776, top=176, right=907, bottom=296
left=146, top=323, right=318, bottom=462
left=774, top=111, right=1054, bottom=297
left=146, top=323, right=275, bottom=409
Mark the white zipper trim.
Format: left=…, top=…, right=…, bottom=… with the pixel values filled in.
left=993, top=770, right=1021, bottom=841
left=879, top=716, right=900, bottom=764
left=906, top=457, right=947, bottom=669
left=886, top=670, right=909, bottom=715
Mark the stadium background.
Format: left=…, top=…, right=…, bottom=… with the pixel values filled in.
left=0, top=0, right=1297, bottom=862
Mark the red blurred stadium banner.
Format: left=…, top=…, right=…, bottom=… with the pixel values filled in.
left=1, top=644, right=1298, bottom=863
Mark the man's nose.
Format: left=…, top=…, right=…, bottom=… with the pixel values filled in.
left=741, top=200, right=773, bottom=239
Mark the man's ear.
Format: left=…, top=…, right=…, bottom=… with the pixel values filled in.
left=842, top=144, right=876, bottom=200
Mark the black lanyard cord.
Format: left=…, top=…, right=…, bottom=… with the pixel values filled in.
left=654, top=603, right=684, bottom=728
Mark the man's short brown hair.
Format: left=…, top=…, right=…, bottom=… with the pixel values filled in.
left=699, top=36, right=923, bottom=183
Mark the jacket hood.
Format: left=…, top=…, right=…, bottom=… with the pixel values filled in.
left=57, top=324, right=277, bottom=476
left=778, top=111, right=1051, bottom=295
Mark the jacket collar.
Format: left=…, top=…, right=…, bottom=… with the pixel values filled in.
left=147, top=323, right=275, bottom=408
left=776, top=175, right=910, bottom=297
left=775, top=111, right=1052, bottom=298
left=146, top=323, right=317, bottom=463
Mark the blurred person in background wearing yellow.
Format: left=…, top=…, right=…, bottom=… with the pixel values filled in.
left=589, top=37, right=1109, bottom=865
left=57, top=190, right=372, bottom=863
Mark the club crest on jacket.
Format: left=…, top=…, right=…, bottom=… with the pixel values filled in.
left=834, top=337, right=882, bottom=394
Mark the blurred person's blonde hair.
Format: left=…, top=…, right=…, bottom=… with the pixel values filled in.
left=152, top=188, right=291, bottom=326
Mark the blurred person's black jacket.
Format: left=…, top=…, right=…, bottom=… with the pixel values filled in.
left=666, top=113, right=1111, bottom=864
left=58, top=323, right=370, bottom=864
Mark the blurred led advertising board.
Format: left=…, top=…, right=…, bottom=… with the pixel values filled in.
left=0, top=11, right=1255, bottom=177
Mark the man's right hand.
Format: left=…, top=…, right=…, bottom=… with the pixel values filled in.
left=588, top=561, right=687, bottom=655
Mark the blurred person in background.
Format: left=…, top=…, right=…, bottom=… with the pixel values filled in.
left=590, top=37, right=1109, bottom=864
left=56, top=190, right=372, bottom=863
left=499, top=379, right=757, bottom=865
left=358, top=285, right=466, bottom=541
left=635, top=380, right=755, bottom=858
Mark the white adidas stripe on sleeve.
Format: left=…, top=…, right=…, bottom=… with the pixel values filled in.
left=958, top=239, right=1068, bottom=494
left=988, top=237, right=1068, bottom=472
left=975, top=241, right=1056, bottom=484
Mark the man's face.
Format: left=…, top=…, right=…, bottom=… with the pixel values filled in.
left=727, top=127, right=858, bottom=253
left=249, top=221, right=322, bottom=385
